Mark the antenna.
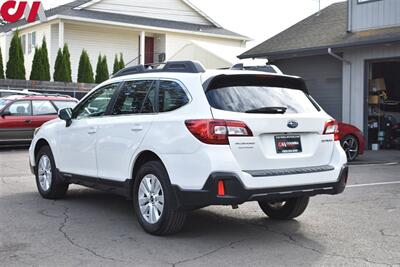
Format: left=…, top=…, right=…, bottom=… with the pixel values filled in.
left=313, top=0, right=322, bottom=15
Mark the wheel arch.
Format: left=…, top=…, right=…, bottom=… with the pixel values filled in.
left=128, top=150, right=168, bottom=199
left=34, top=138, right=51, bottom=163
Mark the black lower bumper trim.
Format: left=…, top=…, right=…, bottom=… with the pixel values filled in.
left=173, top=166, right=348, bottom=210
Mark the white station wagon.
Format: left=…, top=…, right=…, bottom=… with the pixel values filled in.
left=29, top=61, right=348, bottom=235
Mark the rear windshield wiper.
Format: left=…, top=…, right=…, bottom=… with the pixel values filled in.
left=245, top=106, right=287, bottom=114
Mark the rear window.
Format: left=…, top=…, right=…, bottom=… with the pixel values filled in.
left=52, top=100, right=77, bottom=110
left=205, top=75, right=318, bottom=114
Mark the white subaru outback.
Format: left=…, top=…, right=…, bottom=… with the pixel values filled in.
left=29, top=61, right=348, bottom=235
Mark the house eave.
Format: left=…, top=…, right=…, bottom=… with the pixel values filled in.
left=3, top=15, right=250, bottom=41
left=239, top=37, right=400, bottom=60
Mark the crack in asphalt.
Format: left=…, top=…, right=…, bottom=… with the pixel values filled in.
left=380, top=229, right=400, bottom=238
left=203, top=212, right=395, bottom=266
left=171, top=239, right=246, bottom=266
left=57, top=206, right=124, bottom=263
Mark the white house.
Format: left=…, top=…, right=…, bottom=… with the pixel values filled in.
left=0, top=0, right=249, bottom=81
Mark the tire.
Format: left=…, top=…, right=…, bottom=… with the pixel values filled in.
left=35, top=146, right=69, bottom=199
left=341, top=135, right=359, bottom=162
left=258, top=196, right=310, bottom=220
left=133, top=161, right=186, bottom=235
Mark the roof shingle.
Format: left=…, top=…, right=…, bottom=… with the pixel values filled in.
left=240, top=1, right=400, bottom=59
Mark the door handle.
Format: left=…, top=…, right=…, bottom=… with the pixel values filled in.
left=24, top=120, right=32, bottom=124
left=88, top=128, right=97, bottom=135
left=131, top=124, right=143, bottom=132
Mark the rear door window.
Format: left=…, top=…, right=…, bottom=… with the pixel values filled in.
left=111, top=80, right=156, bottom=115
left=32, top=100, right=57, bottom=115
left=158, top=80, right=189, bottom=112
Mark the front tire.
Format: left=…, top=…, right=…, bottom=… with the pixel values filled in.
left=35, top=146, right=69, bottom=199
left=258, top=196, right=310, bottom=220
left=133, top=161, right=186, bottom=235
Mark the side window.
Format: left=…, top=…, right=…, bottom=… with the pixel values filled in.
left=112, top=80, right=155, bottom=115
left=73, top=83, right=119, bottom=119
left=32, top=100, right=57, bottom=115
left=158, top=80, right=189, bottom=112
left=5, top=101, right=32, bottom=116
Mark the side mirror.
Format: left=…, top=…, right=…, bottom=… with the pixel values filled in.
left=58, top=108, right=73, bottom=127
left=1, top=111, right=11, bottom=117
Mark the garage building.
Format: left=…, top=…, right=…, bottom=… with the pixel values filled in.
left=240, top=0, right=400, bottom=150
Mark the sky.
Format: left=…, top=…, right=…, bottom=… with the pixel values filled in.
left=38, top=0, right=343, bottom=48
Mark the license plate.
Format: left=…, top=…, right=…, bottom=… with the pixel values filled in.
left=275, top=135, right=302, bottom=153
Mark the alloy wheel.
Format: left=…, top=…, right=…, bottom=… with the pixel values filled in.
left=342, top=136, right=359, bottom=161
left=138, top=174, right=164, bottom=224
left=38, top=155, right=52, bottom=191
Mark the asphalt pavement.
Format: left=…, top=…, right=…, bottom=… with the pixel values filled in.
left=0, top=148, right=399, bottom=267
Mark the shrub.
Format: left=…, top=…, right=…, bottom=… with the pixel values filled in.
left=0, top=47, right=5, bottom=79
left=95, top=54, right=109, bottom=83
left=6, top=31, right=25, bottom=80
left=53, top=48, right=67, bottom=82
left=119, top=53, right=125, bottom=70
left=30, top=46, right=42, bottom=80
left=77, top=49, right=94, bottom=83
left=113, top=54, right=119, bottom=74
left=40, top=37, right=50, bottom=81
left=63, top=43, right=72, bottom=82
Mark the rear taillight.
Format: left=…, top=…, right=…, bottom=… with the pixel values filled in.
left=185, top=119, right=253, bottom=145
left=324, top=119, right=340, bottom=141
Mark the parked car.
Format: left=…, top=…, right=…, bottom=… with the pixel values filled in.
left=0, top=95, right=78, bottom=146
left=29, top=61, right=348, bottom=235
left=0, top=89, right=41, bottom=98
left=338, top=122, right=365, bottom=162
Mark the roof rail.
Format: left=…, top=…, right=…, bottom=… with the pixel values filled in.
left=112, top=61, right=206, bottom=78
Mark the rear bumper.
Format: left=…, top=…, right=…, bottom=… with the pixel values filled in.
left=173, top=166, right=348, bottom=210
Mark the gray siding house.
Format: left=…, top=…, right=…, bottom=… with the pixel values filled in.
left=240, top=0, right=400, bottom=149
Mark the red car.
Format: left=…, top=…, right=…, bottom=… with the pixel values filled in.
left=338, top=122, right=365, bottom=162
left=0, top=95, right=78, bottom=146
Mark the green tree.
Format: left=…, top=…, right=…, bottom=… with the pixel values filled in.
left=63, top=43, right=72, bottom=82
left=95, top=54, right=109, bottom=84
left=113, top=54, right=120, bottom=74
left=6, top=31, right=25, bottom=80
left=102, top=55, right=109, bottom=80
left=119, top=53, right=125, bottom=69
left=77, top=49, right=94, bottom=83
left=0, top=47, right=4, bottom=79
left=53, top=48, right=67, bottom=82
left=30, top=46, right=42, bottom=80
left=39, top=37, right=50, bottom=81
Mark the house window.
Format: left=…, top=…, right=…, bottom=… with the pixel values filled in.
left=20, top=34, right=26, bottom=55
left=27, top=32, right=36, bottom=54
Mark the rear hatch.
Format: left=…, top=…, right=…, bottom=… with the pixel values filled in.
left=204, top=74, right=335, bottom=171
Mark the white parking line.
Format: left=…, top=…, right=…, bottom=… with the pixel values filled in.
left=347, top=181, right=400, bottom=188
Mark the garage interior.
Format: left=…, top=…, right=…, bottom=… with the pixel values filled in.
left=367, top=59, right=400, bottom=150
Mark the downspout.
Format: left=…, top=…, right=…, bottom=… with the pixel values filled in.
left=328, top=48, right=352, bottom=123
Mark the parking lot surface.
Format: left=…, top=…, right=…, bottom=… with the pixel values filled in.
left=1, top=148, right=400, bottom=266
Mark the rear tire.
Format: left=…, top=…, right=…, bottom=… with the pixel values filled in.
left=133, top=161, right=186, bottom=235
left=35, top=146, right=68, bottom=199
left=258, top=196, right=310, bottom=220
